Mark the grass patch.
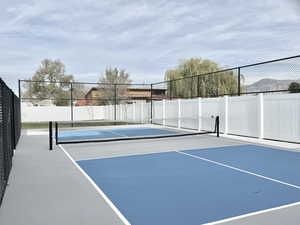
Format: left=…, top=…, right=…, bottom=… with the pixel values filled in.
left=22, top=122, right=50, bottom=129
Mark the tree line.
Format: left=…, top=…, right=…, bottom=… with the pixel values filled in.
left=22, top=58, right=300, bottom=106
left=164, top=58, right=243, bottom=98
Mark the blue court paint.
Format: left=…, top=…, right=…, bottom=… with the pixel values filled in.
left=77, top=150, right=300, bottom=225
left=184, top=144, right=300, bottom=187
left=58, top=130, right=121, bottom=141
left=59, top=127, right=178, bottom=141
left=109, top=127, right=178, bottom=136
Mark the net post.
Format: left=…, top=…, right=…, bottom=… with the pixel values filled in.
left=49, top=121, right=53, bottom=150
left=216, top=116, right=220, bottom=137
left=55, top=122, right=58, bottom=145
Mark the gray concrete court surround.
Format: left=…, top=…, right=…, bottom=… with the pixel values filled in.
left=1, top=130, right=300, bottom=225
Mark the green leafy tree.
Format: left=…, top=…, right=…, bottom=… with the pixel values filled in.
left=164, top=58, right=243, bottom=97
left=288, top=82, right=300, bottom=93
left=97, top=68, right=132, bottom=104
left=23, top=59, right=80, bottom=106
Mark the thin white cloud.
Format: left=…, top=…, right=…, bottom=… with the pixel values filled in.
left=0, top=0, right=299, bottom=90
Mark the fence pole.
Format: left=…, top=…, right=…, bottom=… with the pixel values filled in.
left=190, top=77, right=193, bottom=98
left=11, top=93, right=16, bottom=149
left=238, top=68, right=241, bottom=96
left=18, top=80, right=21, bottom=98
left=70, top=82, right=74, bottom=125
left=178, top=99, right=181, bottom=128
left=18, top=80, right=22, bottom=124
left=169, top=81, right=172, bottom=100
left=197, top=76, right=200, bottom=97
left=150, top=84, right=153, bottom=124
left=114, top=84, right=117, bottom=121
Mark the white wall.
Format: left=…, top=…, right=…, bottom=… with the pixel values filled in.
left=165, top=100, right=178, bottom=127
left=181, top=99, right=199, bottom=130
left=201, top=98, right=222, bottom=132
left=22, top=93, right=300, bottom=143
left=227, top=95, right=259, bottom=137
left=22, top=105, right=106, bottom=122
left=153, top=101, right=163, bottom=124
left=22, top=106, right=72, bottom=122
left=264, top=93, right=300, bottom=143
left=73, top=106, right=105, bottom=121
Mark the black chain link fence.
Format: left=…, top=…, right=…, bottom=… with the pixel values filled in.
left=19, top=55, right=300, bottom=125
left=152, top=55, right=300, bottom=99
left=0, top=78, right=21, bottom=207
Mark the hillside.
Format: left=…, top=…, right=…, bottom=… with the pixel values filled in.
left=246, top=78, right=300, bottom=92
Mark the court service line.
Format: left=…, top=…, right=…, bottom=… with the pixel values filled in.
left=59, top=145, right=131, bottom=225
left=176, top=151, right=300, bottom=190
left=202, top=200, right=300, bottom=225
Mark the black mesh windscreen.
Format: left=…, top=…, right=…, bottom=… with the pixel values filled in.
left=0, top=79, right=21, bottom=207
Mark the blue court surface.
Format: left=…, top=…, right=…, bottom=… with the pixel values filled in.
left=58, top=127, right=178, bottom=141
left=77, top=144, right=300, bottom=225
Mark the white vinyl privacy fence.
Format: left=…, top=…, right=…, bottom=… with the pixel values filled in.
left=22, top=93, right=300, bottom=143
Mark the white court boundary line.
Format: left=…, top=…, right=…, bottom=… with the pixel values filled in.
left=176, top=151, right=300, bottom=189
left=202, top=200, right=300, bottom=225
left=59, top=145, right=131, bottom=225
left=59, top=144, right=300, bottom=225
left=176, top=151, right=300, bottom=224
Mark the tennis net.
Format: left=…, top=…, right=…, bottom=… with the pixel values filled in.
left=49, top=116, right=219, bottom=149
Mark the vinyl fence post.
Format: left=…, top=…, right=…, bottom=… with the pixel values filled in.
left=163, top=99, right=166, bottom=126
left=258, top=93, right=264, bottom=139
left=141, top=102, right=144, bottom=123
left=224, top=96, right=229, bottom=135
left=133, top=102, right=136, bottom=122
left=198, top=97, right=202, bottom=131
left=150, top=84, right=153, bottom=124
left=114, top=84, right=117, bottom=121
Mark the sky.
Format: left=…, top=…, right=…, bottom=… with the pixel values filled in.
left=1, top=0, right=300, bottom=93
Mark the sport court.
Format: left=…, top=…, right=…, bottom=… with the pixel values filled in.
left=1, top=55, right=300, bottom=225
left=58, top=126, right=300, bottom=225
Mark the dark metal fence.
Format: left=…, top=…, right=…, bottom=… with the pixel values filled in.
left=0, top=79, right=21, bottom=207
left=19, top=55, right=300, bottom=123
left=19, top=81, right=154, bottom=122
left=152, top=55, right=300, bottom=99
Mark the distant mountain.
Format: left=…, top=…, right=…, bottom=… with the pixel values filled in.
left=245, top=78, right=300, bottom=92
